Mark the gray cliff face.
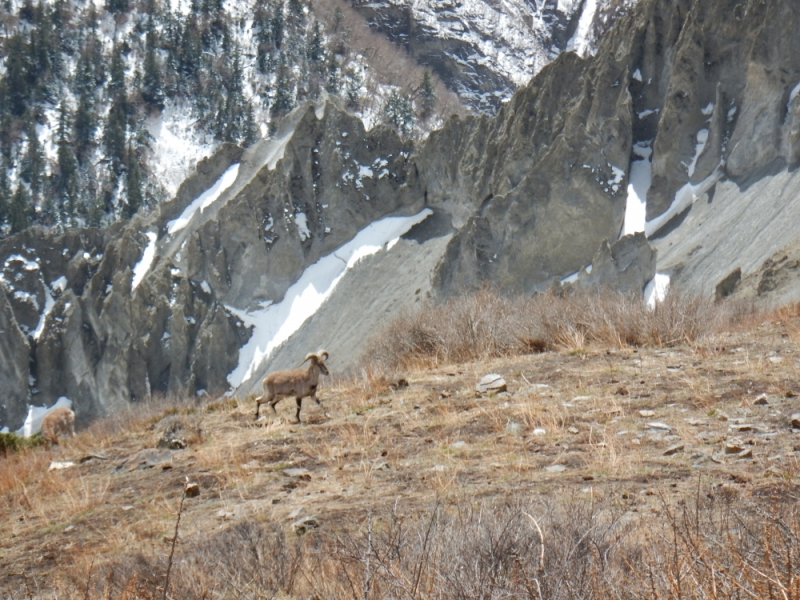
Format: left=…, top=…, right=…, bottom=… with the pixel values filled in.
left=0, top=101, right=420, bottom=429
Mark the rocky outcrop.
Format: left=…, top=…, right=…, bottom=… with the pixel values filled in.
left=577, top=233, right=657, bottom=293
left=0, top=100, right=421, bottom=430
left=0, top=285, right=30, bottom=429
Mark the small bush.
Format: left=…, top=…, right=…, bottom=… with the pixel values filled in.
left=0, top=431, right=44, bottom=455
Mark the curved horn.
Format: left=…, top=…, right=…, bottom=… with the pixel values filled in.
left=318, top=350, right=329, bottom=361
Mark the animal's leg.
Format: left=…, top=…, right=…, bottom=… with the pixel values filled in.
left=311, top=389, right=328, bottom=418
left=254, top=396, right=263, bottom=420
left=267, top=389, right=281, bottom=416
left=294, top=397, right=302, bottom=424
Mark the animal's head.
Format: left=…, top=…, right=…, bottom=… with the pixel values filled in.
left=303, top=350, right=330, bottom=375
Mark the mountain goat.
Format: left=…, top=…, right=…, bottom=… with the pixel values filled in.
left=41, top=407, right=75, bottom=445
left=255, top=351, right=330, bottom=423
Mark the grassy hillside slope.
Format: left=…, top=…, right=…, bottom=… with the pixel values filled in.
left=2, top=293, right=800, bottom=598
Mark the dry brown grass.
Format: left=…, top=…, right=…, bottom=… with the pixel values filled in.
left=362, top=288, right=758, bottom=373
left=7, top=297, right=800, bottom=599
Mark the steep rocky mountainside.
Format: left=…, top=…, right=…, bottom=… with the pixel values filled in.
left=352, top=0, right=638, bottom=112
left=4, top=0, right=800, bottom=430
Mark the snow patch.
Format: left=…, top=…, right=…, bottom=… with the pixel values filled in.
left=6, top=254, right=39, bottom=271
left=789, top=81, right=800, bottom=109
left=131, top=232, right=158, bottom=291
left=621, top=143, right=653, bottom=236
left=701, top=102, right=715, bottom=116
left=167, top=163, right=240, bottom=234
left=33, top=284, right=55, bottom=341
left=17, top=397, right=72, bottom=438
left=295, top=212, right=311, bottom=241
left=644, top=274, right=670, bottom=310
left=51, top=276, right=67, bottom=294
left=632, top=68, right=643, bottom=82
left=686, top=129, right=709, bottom=178
left=227, top=209, right=434, bottom=389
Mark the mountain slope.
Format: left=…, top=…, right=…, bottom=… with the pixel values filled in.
left=4, top=0, right=800, bottom=431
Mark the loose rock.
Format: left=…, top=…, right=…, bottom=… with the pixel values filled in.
left=477, top=374, right=507, bottom=394
left=663, top=444, right=684, bottom=456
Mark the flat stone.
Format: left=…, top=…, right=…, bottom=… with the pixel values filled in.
left=737, top=448, right=753, bottom=459
left=639, top=410, right=655, bottom=418
left=647, top=422, right=671, bottom=431
left=567, top=427, right=579, bottom=434
left=791, top=414, right=800, bottom=428
left=663, top=444, right=684, bottom=456
left=532, top=428, right=546, bottom=436
left=477, top=374, right=507, bottom=394
left=753, top=394, right=769, bottom=406
left=545, top=464, right=566, bottom=473
left=725, top=443, right=745, bottom=454
left=729, top=424, right=754, bottom=432
left=451, top=440, right=467, bottom=449
left=284, top=468, right=312, bottom=480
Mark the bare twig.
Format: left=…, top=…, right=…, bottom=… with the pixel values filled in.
left=162, top=478, right=190, bottom=600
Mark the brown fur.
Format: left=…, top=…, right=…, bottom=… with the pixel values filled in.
left=41, top=407, right=75, bottom=445
left=255, top=351, right=330, bottom=423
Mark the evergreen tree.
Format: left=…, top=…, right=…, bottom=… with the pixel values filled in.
left=104, top=98, right=127, bottom=174
left=384, top=90, right=414, bottom=136
left=0, top=160, right=9, bottom=231
left=124, top=143, right=143, bottom=219
left=108, top=43, right=126, bottom=98
left=270, top=52, right=293, bottom=119
left=271, top=2, right=285, bottom=50
left=107, top=0, right=128, bottom=15
left=142, top=28, right=165, bottom=110
left=307, top=20, right=323, bottom=63
left=325, top=52, right=340, bottom=95
left=4, top=33, right=31, bottom=116
left=9, top=184, right=31, bottom=234
left=20, top=113, right=44, bottom=198
left=418, top=70, right=436, bottom=121
left=105, top=44, right=128, bottom=175
left=54, top=102, right=78, bottom=224
left=74, top=89, right=97, bottom=163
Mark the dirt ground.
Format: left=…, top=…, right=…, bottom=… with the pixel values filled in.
left=2, top=317, right=800, bottom=595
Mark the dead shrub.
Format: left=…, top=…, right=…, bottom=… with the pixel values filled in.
left=363, top=288, right=754, bottom=373
left=51, top=483, right=800, bottom=599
